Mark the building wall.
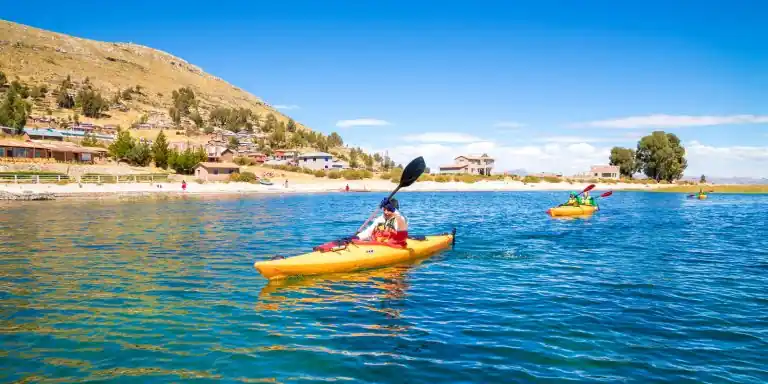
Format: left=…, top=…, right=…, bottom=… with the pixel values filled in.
left=220, top=151, right=235, bottom=163
left=299, top=156, right=333, bottom=170
left=439, top=168, right=467, bottom=174
left=195, top=166, right=239, bottom=181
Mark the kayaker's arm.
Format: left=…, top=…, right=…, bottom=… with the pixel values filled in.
left=394, top=212, right=408, bottom=231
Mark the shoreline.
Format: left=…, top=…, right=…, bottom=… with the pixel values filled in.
left=1, top=179, right=667, bottom=200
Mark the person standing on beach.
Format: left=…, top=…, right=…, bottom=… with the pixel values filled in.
left=182, top=180, right=187, bottom=191
left=346, top=184, right=350, bottom=192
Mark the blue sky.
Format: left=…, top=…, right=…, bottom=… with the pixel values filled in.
left=4, top=0, right=768, bottom=176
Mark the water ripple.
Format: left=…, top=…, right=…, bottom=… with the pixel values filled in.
left=1, top=192, right=768, bottom=383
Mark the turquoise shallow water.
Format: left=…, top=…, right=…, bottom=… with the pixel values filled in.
left=1, top=191, right=767, bottom=383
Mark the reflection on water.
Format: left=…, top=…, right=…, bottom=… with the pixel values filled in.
left=2, top=192, right=768, bottom=383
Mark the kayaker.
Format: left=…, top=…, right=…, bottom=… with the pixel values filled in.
left=581, top=190, right=591, bottom=205
left=356, top=198, right=408, bottom=246
left=563, top=192, right=579, bottom=206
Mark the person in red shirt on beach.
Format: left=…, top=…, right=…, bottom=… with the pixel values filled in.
left=182, top=180, right=187, bottom=191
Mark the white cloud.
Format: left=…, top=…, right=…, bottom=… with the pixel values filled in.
left=533, top=136, right=615, bottom=144
left=493, top=121, right=526, bottom=129
left=273, top=104, right=300, bottom=110
left=336, top=119, right=391, bottom=128
left=368, top=140, right=610, bottom=174
left=686, top=141, right=768, bottom=177
left=573, top=114, right=768, bottom=129
left=403, top=132, right=483, bottom=143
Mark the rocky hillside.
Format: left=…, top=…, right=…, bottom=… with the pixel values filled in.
left=0, top=19, right=306, bottom=131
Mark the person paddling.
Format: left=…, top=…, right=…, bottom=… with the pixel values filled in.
left=562, top=192, right=579, bottom=207
left=356, top=198, right=408, bottom=246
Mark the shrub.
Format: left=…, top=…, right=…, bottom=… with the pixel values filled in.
left=542, top=176, right=562, bottom=183
left=230, top=171, right=257, bottom=182
left=342, top=169, right=364, bottom=180
left=234, top=157, right=256, bottom=166
left=314, top=170, right=327, bottom=178
left=418, top=174, right=434, bottom=182
left=523, top=175, right=541, bottom=183
left=380, top=172, right=391, bottom=180
left=328, top=171, right=341, bottom=179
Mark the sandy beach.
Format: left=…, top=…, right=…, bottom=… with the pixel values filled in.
left=0, top=178, right=663, bottom=199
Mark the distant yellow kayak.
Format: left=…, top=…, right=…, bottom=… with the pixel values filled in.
left=254, top=232, right=455, bottom=280
left=698, top=194, right=707, bottom=200
left=547, top=205, right=597, bottom=217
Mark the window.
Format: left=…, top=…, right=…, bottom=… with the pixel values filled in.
left=313, top=158, right=316, bottom=162
left=214, top=169, right=219, bottom=175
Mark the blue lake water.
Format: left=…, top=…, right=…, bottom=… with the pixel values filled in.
left=1, top=191, right=767, bottom=383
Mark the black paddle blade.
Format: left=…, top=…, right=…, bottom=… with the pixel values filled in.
left=399, top=156, right=426, bottom=188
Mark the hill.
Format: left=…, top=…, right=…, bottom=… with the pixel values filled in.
left=0, top=19, right=393, bottom=170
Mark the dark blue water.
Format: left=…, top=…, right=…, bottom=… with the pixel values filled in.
left=1, top=191, right=767, bottom=383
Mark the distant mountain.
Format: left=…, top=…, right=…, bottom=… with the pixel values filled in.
left=683, top=176, right=768, bottom=185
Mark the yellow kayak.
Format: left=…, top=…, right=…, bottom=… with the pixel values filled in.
left=547, top=205, right=597, bottom=217
left=698, top=194, right=707, bottom=200
left=254, top=231, right=455, bottom=280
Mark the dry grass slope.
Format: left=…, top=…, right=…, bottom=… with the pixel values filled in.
left=0, top=19, right=308, bottom=130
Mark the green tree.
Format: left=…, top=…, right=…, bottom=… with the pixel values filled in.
left=263, top=113, right=278, bottom=133
left=609, top=147, right=638, bottom=178
left=168, top=146, right=206, bottom=174
left=700, top=174, right=707, bottom=184
left=76, top=89, right=108, bottom=117
left=363, top=153, right=374, bottom=168
left=108, top=129, right=135, bottom=161
left=228, top=136, right=240, bottom=150
left=328, top=132, right=344, bottom=148
left=152, top=130, right=170, bottom=169
left=635, top=131, right=688, bottom=182
left=171, top=87, right=196, bottom=116
left=81, top=133, right=99, bottom=147
left=349, top=149, right=359, bottom=168
left=0, top=87, right=31, bottom=134
left=373, top=153, right=382, bottom=163
left=190, top=111, right=204, bottom=128
left=169, top=106, right=181, bottom=126
left=127, top=141, right=153, bottom=167
left=287, top=118, right=297, bottom=133
left=10, top=80, right=30, bottom=99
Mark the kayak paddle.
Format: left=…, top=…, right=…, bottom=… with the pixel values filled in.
left=578, top=184, right=596, bottom=196
left=596, top=191, right=612, bottom=198
left=355, top=156, right=426, bottom=235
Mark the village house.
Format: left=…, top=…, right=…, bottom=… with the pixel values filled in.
left=297, top=152, right=338, bottom=171
left=205, top=144, right=236, bottom=162
left=23, top=128, right=65, bottom=141
left=274, top=149, right=299, bottom=163
left=193, top=162, right=240, bottom=181
left=439, top=154, right=495, bottom=175
left=0, top=138, right=108, bottom=163
left=583, top=165, right=620, bottom=180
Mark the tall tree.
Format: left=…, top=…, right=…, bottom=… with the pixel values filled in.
left=286, top=118, right=297, bottom=133
left=328, top=132, right=343, bottom=148
left=228, top=137, right=240, bottom=150
left=0, top=87, right=31, bottom=134
left=609, top=147, right=638, bottom=178
left=700, top=175, right=707, bottom=184
left=152, top=130, right=170, bottom=169
left=635, top=131, right=688, bottom=182
left=108, top=129, right=135, bottom=161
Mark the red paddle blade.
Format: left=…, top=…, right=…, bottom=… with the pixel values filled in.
left=600, top=191, right=613, bottom=198
left=582, top=184, right=596, bottom=194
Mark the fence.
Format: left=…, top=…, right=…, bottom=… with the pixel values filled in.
left=0, top=173, right=170, bottom=184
